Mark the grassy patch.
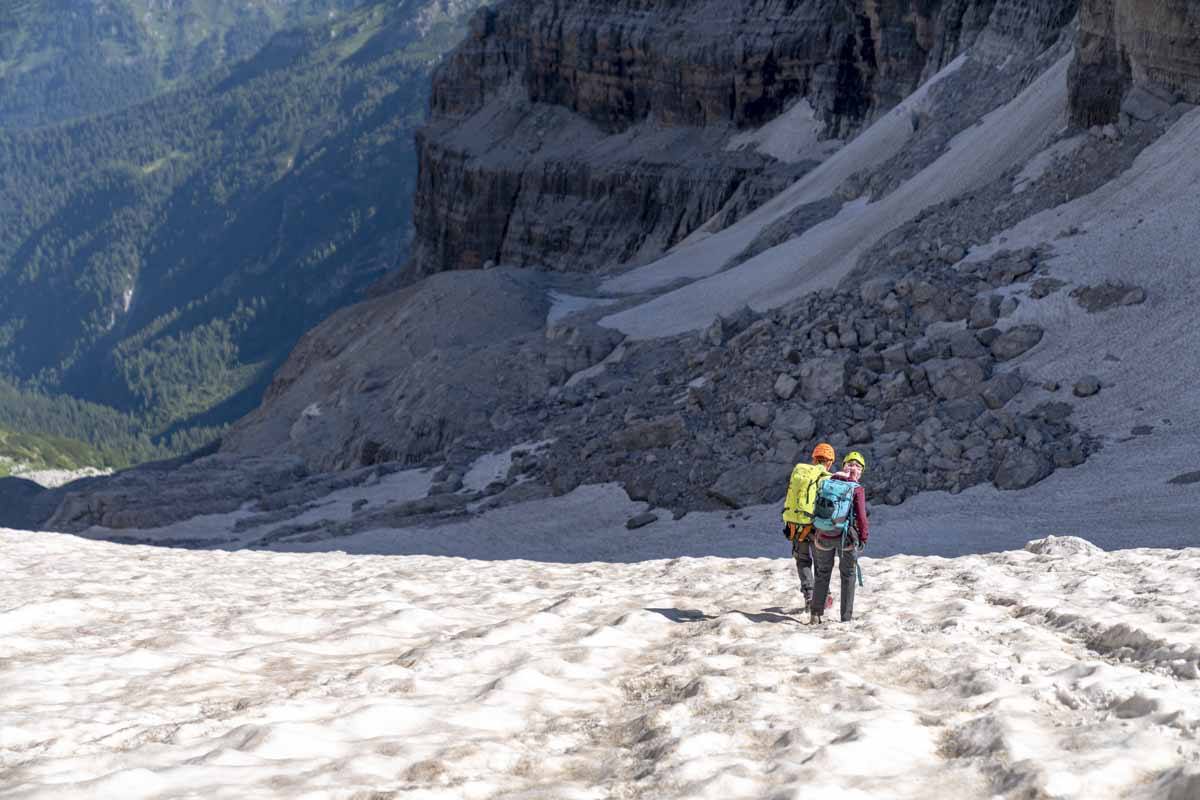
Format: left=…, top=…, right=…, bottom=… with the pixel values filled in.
left=0, top=426, right=108, bottom=476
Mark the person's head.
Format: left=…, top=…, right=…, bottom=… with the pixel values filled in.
left=812, top=442, right=835, bottom=470
left=842, top=451, right=866, bottom=481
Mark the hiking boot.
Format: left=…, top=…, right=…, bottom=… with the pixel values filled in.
left=808, top=612, right=824, bottom=626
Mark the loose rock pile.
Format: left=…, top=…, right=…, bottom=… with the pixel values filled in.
left=521, top=242, right=1096, bottom=516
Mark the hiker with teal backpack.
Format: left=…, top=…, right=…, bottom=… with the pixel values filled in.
left=809, top=451, right=871, bottom=625
left=781, top=443, right=836, bottom=612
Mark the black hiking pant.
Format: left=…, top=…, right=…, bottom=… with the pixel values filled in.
left=791, top=533, right=815, bottom=601
left=812, top=537, right=858, bottom=622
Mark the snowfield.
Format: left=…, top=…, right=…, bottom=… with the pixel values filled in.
left=3, top=528, right=1199, bottom=799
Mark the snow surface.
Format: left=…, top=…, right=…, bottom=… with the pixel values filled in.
left=546, top=291, right=618, bottom=326
left=600, top=55, right=1068, bottom=339
left=3, top=526, right=1199, bottom=799
left=725, top=98, right=842, bottom=164
left=4, top=467, right=112, bottom=489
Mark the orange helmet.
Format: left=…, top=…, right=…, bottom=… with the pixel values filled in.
left=812, top=443, right=835, bottom=464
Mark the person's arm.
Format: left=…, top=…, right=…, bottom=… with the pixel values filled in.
left=852, top=486, right=870, bottom=545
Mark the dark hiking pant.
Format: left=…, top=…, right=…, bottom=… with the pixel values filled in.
left=791, top=534, right=815, bottom=600
left=812, top=537, right=858, bottom=622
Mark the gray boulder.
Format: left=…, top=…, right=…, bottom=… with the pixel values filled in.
left=906, top=339, right=936, bottom=364
left=981, top=372, right=1024, bottom=409
left=1073, top=376, right=1102, bottom=397
left=626, top=512, right=659, bottom=530
left=846, top=368, right=875, bottom=398
left=860, top=278, right=896, bottom=306
left=743, top=403, right=773, bottom=428
left=925, top=358, right=988, bottom=400
left=1121, top=85, right=1173, bottom=122
left=1071, top=282, right=1148, bottom=313
left=969, top=296, right=999, bottom=329
left=880, top=372, right=913, bottom=403
left=994, top=448, right=1052, bottom=490
left=881, top=343, right=909, bottom=371
left=774, top=373, right=799, bottom=400
left=800, top=358, right=845, bottom=401
left=774, top=407, right=817, bottom=441
left=991, top=325, right=1044, bottom=361
left=940, top=397, right=986, bottom=422
left=708, top=461, right=791, bottom=508
left=612, top=414, right=687, bottom=451
left=848, top=422, right=872, bottom=443
left=766, top=439, right=803, bottom=465
left=948, top=329, right=988, bottom=358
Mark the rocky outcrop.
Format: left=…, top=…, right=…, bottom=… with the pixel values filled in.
left=411, top=0, right=1081, bottom=276
left=1070, top=0, right=1200, bottom=126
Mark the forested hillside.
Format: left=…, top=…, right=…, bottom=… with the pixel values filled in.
left=0, top=0, right=487, bottom=467
left=0, top=0, right=363, bottom=128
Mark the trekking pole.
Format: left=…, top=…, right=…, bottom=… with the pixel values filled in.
left=852, top=524, right=864, bottom=588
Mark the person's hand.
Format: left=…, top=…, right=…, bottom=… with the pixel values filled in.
left=856, top=542, right=866, bottom=553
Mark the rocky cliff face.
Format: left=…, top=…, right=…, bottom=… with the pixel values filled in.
left=411, top=0, right=1080, bottom=277
left=1070, top=0, right=1200, bottom=126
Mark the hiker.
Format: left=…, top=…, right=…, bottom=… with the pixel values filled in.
left=782, top=442, right=835, bottom=611
left=809, top=451, right=870, bottom=624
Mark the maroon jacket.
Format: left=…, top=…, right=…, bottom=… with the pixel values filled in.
left=824, top=472, right=870, bottom=545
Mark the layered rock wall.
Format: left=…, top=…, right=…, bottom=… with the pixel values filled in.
left=412, top=0, right=1080, bottom=277
left=1070, top=0, right=1200, bottom=126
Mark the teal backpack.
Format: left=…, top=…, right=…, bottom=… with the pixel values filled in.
left=811, top=478, right=858, bottom=536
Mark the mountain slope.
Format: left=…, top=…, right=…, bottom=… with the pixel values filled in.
left=0, top=0, right=487, bottom=461
left=0, top=0, right=364, bottom=128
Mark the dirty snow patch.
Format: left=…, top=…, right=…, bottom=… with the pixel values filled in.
left=462, top=440, right=554, bottom=493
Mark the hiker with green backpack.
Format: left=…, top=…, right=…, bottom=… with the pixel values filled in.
left=781, top=442, right=836, bottom=611
left=809, top=451, right=871, bottom=625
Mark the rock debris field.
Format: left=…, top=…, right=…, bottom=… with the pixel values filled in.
left=2, top=528, right=1199, bottom=799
